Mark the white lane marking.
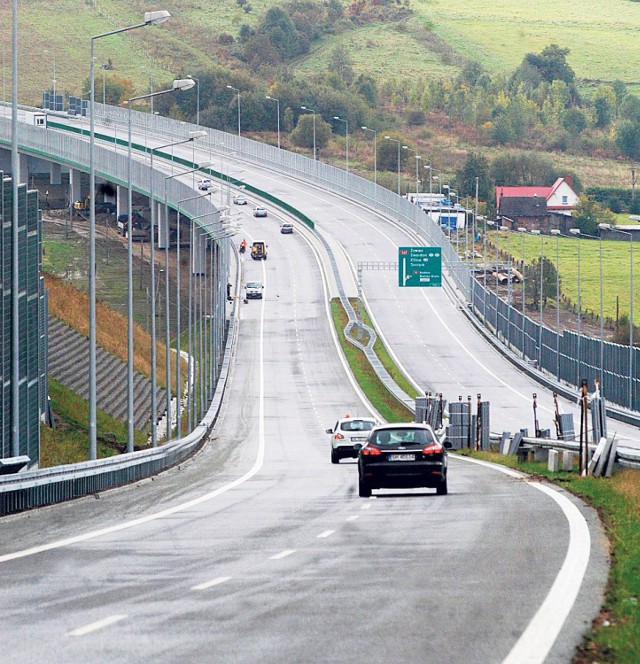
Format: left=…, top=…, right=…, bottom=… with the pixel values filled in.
left=453, top=456, right=591, bottom=664
left=191, top=576, right=232, bottom=591
left=346, top=515, right=359, bottom=522
left=0, top=259, right=269, bottom=565
left=270, top=549, right=296, bottom=560
left=317, top=530, right=336, bottom=539
left=68, top=614, right=127, bottom=637
left=360, top=503, right=372, bottom=510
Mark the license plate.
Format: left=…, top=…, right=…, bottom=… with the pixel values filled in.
left=388, top=454, right=415, bottom=461
left=351, top=436, right=367, bottom=442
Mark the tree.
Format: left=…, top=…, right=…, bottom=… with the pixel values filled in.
left=560, top=107, right=587, bottom=138
left=592, top=84, right=616, bottom=128
left=615, top=120, right=640, bottom=161
left=327, top=44, right=354, bottom=86
left=524, top=256, right=559, bottom=309
left=571, top=194, right=614, bottom=236
left=524, top=44, right=575, bottom=86
left=456, top=153, right=491, bottom=201
left=490, top=152, right=557, bottom=186
left=290, top=113, right=332, bottom=149
left=376, top=136, right=408, bottom=172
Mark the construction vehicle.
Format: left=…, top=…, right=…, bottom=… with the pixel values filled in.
left=251, top=241, right=267, bottom=260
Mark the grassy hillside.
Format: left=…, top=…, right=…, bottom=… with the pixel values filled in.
left=5, top=0, right=640, bottom=105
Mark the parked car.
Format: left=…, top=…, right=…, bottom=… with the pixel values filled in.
left=326, top=415, right=377, bottom=464
left=233, top=195, right=247, bottom=205
left=116, top=210, right=145, bottom=236
left=357, top=423, right=450, bottom=497
left=95, top=201, right=116, bottom=214
left=245, top=280, right=264, bottom=299
left=280, top=223, right=294, bottom=234
left=198, top=178, right=213, bottom=191
left=253, top=206, right=268, bottom=217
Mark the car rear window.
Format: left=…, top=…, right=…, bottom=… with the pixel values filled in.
left=246, top=282, right=262, bottom=288
left=370, top=428, right=435, bottom=447
left=340, top=420, right=374, bottom=432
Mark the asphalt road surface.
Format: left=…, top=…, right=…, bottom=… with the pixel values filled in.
left=0, top=116, right=612, bottom=662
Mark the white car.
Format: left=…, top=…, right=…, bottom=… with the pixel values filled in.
left=245, top=280, right=264, bottom=299
left=326, top=415, right=377, bottom=463
left=253, top=206, right=268, bottom=217
left=198, top=178, right=213, bottom=191
left=233, top=194, right=247, bottom=205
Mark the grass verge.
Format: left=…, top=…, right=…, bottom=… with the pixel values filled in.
left=456, top=449, right=640, bottom=663
left=331, top=298, right=413, bottom=422
left=42, top=378, right=149, bottom=467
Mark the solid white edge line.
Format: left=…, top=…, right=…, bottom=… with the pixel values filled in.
left=191, top=576, right=232, bottom=591
left=270, top=549, right=296, bottom=560
left=454, top=455, right=591, bottom=664
left=68, top=614, right=128, bottom=637
left=0, top=253, right=269, bottom=565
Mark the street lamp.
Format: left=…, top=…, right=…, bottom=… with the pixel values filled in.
left=89, top=9, right=171, bottom=458
left=164, top=162, right=213, bottom=440
left=572, top=228, right=604, bottom=384
left=333, top=116, right=349, bottom=173
left=125, top=77, right=195, bottom=451
left=530, top=229, right=544, bottom=367
left=550, top=229, right=562, bottom=381
left=600, top=223, right=634, bottom=408
left=266, top=95, right=281, bottom=149
left=432, top=174, right=441, bottom=194
left=361, top=126, right=377, bottom=190
left=402, top=146, right=421, bottom=198
left=145, top=129, right=205, bottom=445
left=301, top=106, right=317, bottom=160
left=227, top=85, right=240, bottom=137
left=187, top=75, right=200, bottom=125
left=384, top=136, right=401, bottom=196
left=518, top=227, right=527, bottom=359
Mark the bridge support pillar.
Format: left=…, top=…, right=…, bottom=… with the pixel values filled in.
left=116, top=185, right=127, bottom=218
left=69, top=169, right=83, bottom=205
left=156, top=201, right=167, bottom=249
left=49, top=162, right=61, bottom=186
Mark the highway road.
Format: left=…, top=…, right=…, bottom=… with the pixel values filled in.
left=0, top=115, right=613, bottom=662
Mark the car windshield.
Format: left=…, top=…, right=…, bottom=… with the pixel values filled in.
left=370, top=428, right=435, bottom=447
left=340, top=420, right=374, bottom=432
left=246, top=282, right=262, bottom=289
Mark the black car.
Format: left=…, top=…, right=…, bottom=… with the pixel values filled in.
left=357, top=423, right=450, bottom=497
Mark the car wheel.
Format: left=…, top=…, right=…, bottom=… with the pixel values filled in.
left=436, top=479, right=448, bottom=495
left=358, top=477, right=372, bottom=498
left=331, top=449, right=340, bottom=464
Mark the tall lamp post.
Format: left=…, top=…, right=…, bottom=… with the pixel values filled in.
left=163, top=161, right=213, bottom=440
left=146, top=129, right=205, bottom=445
left=171, top=188, right=216, bottom=438
left=333, top=116, right=349, bottom=173
left=518, top=227, right=527, bottom=359
left=187, top=75, right=200, bottom=126
left=384, top=136, right=401, bottom=196
left=300, top=106, right=317, bottom=159
left=550, top=229, right=562, bottom=381
left=361, top=126, right=377, bottom=190
left=402, top=146, right=421, bottom=197
left=89, top=9, right=171, bottom=458
left=266, top=95, right=281, bottom=149
left=126, top=77, right=195, bottom=452
left=601, top=223, right=634, bottom=408
left=227, top=85, right=240, bottom=137
left=571, top=228, right=604, bottom=385
left=530, top=229, right=544, bottom=367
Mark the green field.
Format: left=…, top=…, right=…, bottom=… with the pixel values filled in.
left=6, top=0, right=640, bottom=105
left=492, top=230, right=638, bottom=323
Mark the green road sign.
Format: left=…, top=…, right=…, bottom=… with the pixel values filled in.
left=398, top=246, right=442, bottom=287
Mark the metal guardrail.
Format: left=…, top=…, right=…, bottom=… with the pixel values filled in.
left=1, top=103, right=639, bottom=516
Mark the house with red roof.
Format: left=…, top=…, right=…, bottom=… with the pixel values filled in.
left=495, top=176, right=578, bottom=231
